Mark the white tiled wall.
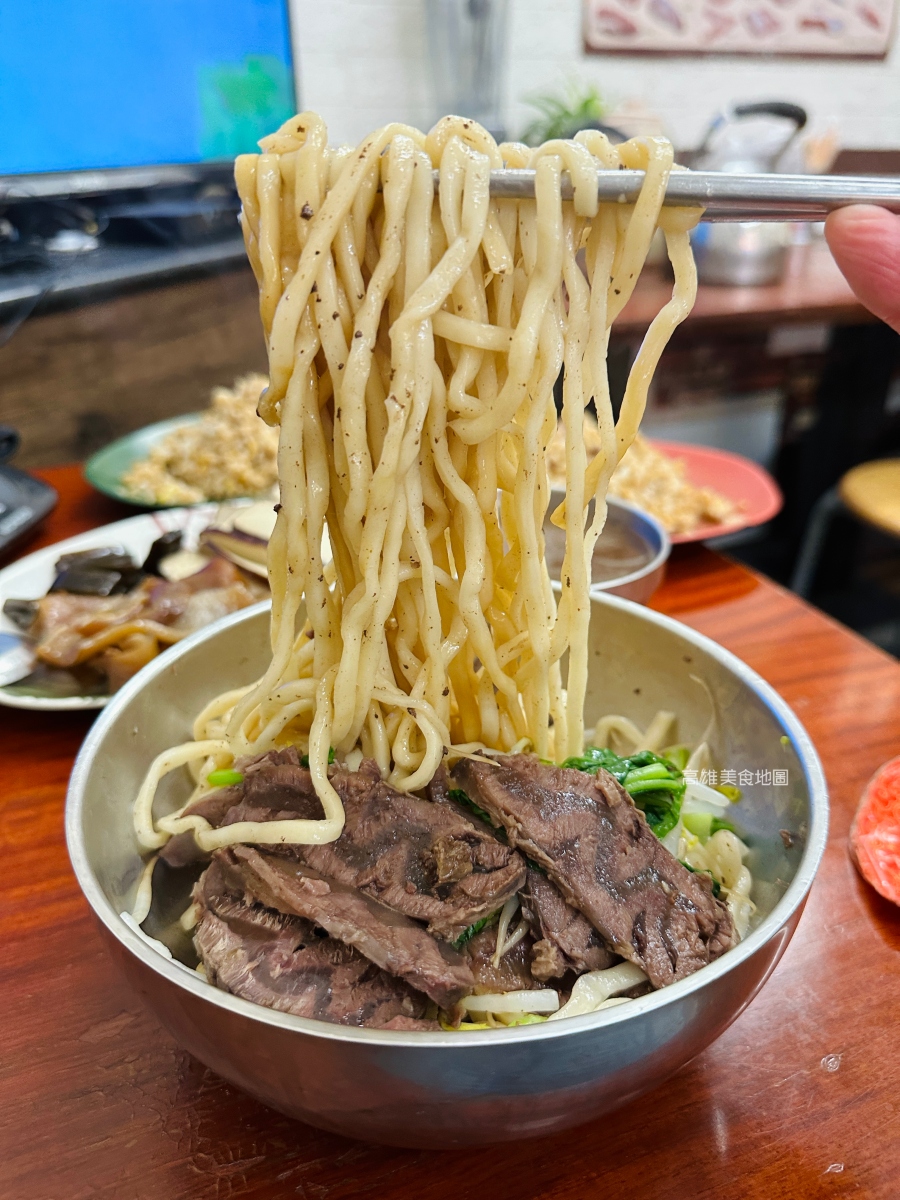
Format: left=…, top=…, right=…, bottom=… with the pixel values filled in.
left=289, top=0, right=900, bottom=149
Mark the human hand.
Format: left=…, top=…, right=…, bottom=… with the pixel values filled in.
left=825, top=205, right=900, bottom=334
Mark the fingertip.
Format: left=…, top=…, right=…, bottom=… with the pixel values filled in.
left=824, top=205, right=900, bottom=333
left=827, top=204, right=893, bottom=249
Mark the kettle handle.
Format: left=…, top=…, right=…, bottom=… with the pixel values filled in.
left=733, top=102, right=808, bottom=131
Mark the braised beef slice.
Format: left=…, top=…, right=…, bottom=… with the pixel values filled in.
left=158, top=831, right=208, bottom=869
left=194, top=853, right=429, bottom=1028
left=229, top=845, right=473, bottom=1007
left=465, top=926, right=539, bottom=995
left=158, top=782, right=246, bottom=867
left=522, top=867, right=618, bottom=982
left=182, top=749, right=525, bottom=941
left=306, top=762, right=525, bottom=939
left=158, top=749, right=319, bottom=867
left=380, top=1015, right=442, bottom=1031
left=453, top=756, right=735, bottom=989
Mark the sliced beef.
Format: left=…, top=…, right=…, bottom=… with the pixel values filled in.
left=453, top=756, right=735, bottom=989
left=178, top=749, right=525, bottom=942
left=304, top=762, right=525, bottom=940
left=465, top=926, right=539, bottom=995
left=159, top=782, right=246, bottom=867
left=380, top=1015, right=442, bottom=1031
left=159, top=831, right=208, bottom=869
left=231, top=747, right=323, bottom=819
left=194, top=853, right=429, bottom=1028
left=229, top=846, right=473, bottom=1007
left=159, top=749, right=322, bottom=868
left=522, top=867, right=618, bottom=982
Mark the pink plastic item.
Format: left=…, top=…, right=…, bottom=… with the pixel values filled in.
left=850, top=756, right=900, bottom=906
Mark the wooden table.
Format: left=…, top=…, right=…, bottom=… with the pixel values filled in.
left=3, top=467, right=899, bottom=1200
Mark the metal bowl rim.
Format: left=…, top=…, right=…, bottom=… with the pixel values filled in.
left=550, top=493, right=671, bottom=594
left=66, top=594, right=828, bottom=1049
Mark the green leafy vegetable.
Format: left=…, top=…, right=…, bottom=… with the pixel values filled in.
left=680, top=860, right=722, bottom=898
left=663, top=745, right=691, bottom=771
left=635, top=792, right=685, bottom=840
left=683, top=812, right=739, bottom=842
left=525, top=857, right=548, bottom=876
left=207, top=769, right=244, bottom=788
left=300, top=747, right=336, bottom=767
left=449, top=787, right=493, bottom=827
left=711, top=816, right=737, bottom=837
left=562, top=746, right=686, bottom=839
left=451, top=910, right=500, bottom=950
left=560, top=745, right=628, bottom=778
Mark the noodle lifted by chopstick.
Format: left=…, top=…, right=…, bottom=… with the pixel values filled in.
left=135, top=112, right=700, bottom=852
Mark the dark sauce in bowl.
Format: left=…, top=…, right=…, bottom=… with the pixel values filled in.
left=543, top=496, right=661, bottom=586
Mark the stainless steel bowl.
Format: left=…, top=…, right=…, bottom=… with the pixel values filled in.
left=545, top=494, right=670, bottom=604
left=66, top=595, right=827, bottom=1148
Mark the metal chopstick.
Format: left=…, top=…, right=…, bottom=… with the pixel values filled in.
left=471, top=170, right=900, bottom=222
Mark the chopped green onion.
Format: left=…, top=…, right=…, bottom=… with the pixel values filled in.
left=680, top=813, right=740, bottom=844
left=206, top=769, right=244, bottom=788
left=300, top=747, right=336, bottom=767
left=683, top=811, right=714, bottom=841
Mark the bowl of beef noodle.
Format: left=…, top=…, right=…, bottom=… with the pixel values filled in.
left=67, top=592, right=826, bottom=1146
left=66, top=112, right=826, bottom=1146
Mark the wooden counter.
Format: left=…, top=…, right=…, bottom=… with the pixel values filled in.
left=2, top=467, right=899, bottom=1199
left=3, top=262, right=267, bottom=470
left=618, top=240, right=870, bottom=335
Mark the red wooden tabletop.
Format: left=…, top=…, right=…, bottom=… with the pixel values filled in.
left=2, top=466, right=899, bottom=1200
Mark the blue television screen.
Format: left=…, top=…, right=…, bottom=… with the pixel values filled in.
left=0, top=0, right=296, bottom=176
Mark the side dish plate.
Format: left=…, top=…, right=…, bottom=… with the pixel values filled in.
left=83, top=413, right=203, bottom=507
left=652, top=441, right=783, bottom=544
left=0, top=505, right=221, bottom=710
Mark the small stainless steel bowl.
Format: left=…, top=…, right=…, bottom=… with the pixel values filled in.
left=545, top=493, right=670, bottom=604
left=66, top=595, right=827, bottom=1148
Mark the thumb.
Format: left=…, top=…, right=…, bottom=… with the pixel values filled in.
left=825, top=205, right=900, bottom=334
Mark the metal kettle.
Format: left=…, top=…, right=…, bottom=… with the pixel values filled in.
left=691, top=101, right=807, bottom=287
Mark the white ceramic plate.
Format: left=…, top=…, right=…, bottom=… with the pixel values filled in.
left=0, top=504, right=236, bottom=711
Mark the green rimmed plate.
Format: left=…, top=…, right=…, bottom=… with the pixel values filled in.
left=83, top=413, right=203, bottom=507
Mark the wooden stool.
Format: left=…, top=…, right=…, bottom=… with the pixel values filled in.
left=791, top=459, right=900, bottom=597
left=839, top=460, right=900, bottom=537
